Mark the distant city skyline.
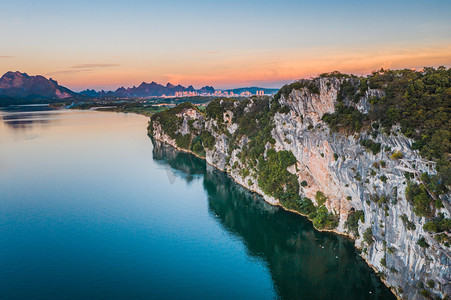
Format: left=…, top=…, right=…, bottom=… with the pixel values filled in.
left=1, top=0, right=451, bottom=91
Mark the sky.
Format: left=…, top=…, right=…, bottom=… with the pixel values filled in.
left=1, top=0, right=451, bottom=91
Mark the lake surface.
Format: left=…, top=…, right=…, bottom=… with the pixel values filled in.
left=0, top=105, right=395, bottom=299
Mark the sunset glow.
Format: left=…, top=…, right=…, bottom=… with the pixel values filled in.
left=1, top=0, right=451, bottom=90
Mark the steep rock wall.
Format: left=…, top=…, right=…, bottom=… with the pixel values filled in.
left=150, top=82, right=450, bottom=299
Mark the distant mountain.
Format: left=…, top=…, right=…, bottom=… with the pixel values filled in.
left=198, top=86, right=215, bottom=94
left=98, top=82, right=216, bottom=98
left=0, top=71, right=274, bottom=101
left=223, top=87, right=279, bottom=95
left=79, top=89, right=109, bottom=97
left=0, top=71, right=77, bottom=99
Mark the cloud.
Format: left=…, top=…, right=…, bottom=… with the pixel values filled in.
left=0, top=56, right=14, bottom=59
left=45, top=63, right=120, bottom=76
left=45, top=69, right=92, bottom=76
left=70, top=63, right=120, bottom=69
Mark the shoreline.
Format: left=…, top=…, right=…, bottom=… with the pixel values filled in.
left=151, top=135, right=354, bottom=237
left=84, top=108, right=397, bottom=299
left=153, top=135, right=399, bottom=297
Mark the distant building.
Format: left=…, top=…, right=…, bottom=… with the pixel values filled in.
left=175, top=91, right=199, bottom=97
left=256, top=90, right=264, bottom=96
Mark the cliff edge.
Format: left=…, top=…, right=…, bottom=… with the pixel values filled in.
left=149, top=68, right=451, bottom=299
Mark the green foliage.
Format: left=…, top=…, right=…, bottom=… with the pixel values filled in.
left=206, top=98, right=237, bottom=121
left=322, top=103, right=365, bottom=133
left=175, top=133, right=192, bottom=149
left=200, top=131, right=215, bottom=149
left=390, top=150, right=403, bottom=159
left=371, top=194, right=388, bottom=207
left=321, top=67, right=451, bottom=190
left=360, top=139, right=381, bottom=155
left=417, top=237, right=429, bottom=248
left=420, top=172, right=448, bottom=198
left=315, top=191, right=328, bottom=206
left=344, top=210, right=365, bottom=237
left=232, top=98, right=278, bottom=166
left=433, top=233, right=450, bottom=246
left=363, top=228, right=373, bottom=245
left=301, top=180, right=308, bottom=187
left=405, top=182, right=434, bottom=217
left=418, top=289, right=431, bottom=298
left=380, top=257, right=387, bottom=268
left=400, top=214, right=416, bottom=230
left=319, top=71, right=350, bottom=79
left=312, top=205, right=339, bottom=230
left=241, top=168, right=250, bottom=178
left=334, top=153, right=338, bottom=161
left=190, top=135, right=205, bottom=157
left=187, top=119, right=196, bottom=131
left=354, top=172, right=361, bottom=181
left=368, top=67, right=451, bottom=186
left=337, top=78, right=366, bottom=102
left=279, top=105, right=290, bottom=114
left=295, top=197, right=317, bottom=215
left=387, top=247, right=396, bottom=254
left=150, top=102, right=200, bottom=140
left=274, top=80, right=319, bottom=101
left=150, top=111, right=182, bottom=139
left=423, top=214, right=451, bottom=233
left=257, top=149, right=299, bottom=206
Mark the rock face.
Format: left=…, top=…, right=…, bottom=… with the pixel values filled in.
left=0, top=71, right=75, bottom=99
left=150, top=79, right=450, bottom=299
left=278, top=78, right=339, bottom=125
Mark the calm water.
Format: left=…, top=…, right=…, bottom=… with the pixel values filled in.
left=0, top=105, right=395, bottom=299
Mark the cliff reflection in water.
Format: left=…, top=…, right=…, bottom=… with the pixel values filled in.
left=152, top=139, right=395, bottom=300
left=0, top=104, right=60, bottom=130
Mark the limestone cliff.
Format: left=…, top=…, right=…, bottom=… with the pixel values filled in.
left=149, top=75, right=450, bottom=299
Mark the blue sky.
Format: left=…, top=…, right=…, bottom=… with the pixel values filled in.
left=1, top=0, right=450, bottom=90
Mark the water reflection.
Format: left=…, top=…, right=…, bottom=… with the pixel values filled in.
left=152, top=138, right=206, bottom=183
left=0, top=104, right=60, bottom=130
left=152, top=139, right=395, bottom=300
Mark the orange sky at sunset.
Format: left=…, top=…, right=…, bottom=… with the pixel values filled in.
left=41, top=43, right=451, bottom=91
left=1, top=1, right=451, bottom=91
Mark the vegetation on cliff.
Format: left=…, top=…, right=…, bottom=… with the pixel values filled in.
left=149, top=69, right=450, bottom=298
left=150, top=67, right=450, bottom=239
left=274, top=79, right=320, bottom=101
left=320, top=67, right=450, bottom=233
left=150, top=97, right=339, bottom=230
left=323, top=67, right=450, bottom=186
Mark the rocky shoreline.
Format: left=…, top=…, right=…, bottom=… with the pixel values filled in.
left=148, top=76, right=450, bottom=299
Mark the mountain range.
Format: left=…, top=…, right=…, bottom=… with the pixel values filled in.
left=81, top=82, right=215, bottom=98
left=0, top=71, right=278, bottom=100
